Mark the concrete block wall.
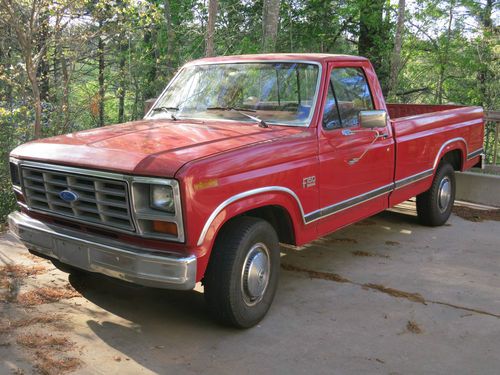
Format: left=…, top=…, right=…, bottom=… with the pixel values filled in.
left=455, top=172, right=500, bottom=207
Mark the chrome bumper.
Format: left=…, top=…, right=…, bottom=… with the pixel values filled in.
left=8, top=211, right=196, bottom=290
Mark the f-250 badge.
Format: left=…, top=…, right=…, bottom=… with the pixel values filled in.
left=303, top=176, right=316, bottom=188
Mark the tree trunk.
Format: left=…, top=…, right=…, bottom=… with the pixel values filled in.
left=37, top=7, right=50, bottom=103
left=25, top=54, right=42, bottom=139
left=2, top=26, right=14, bottom=109
left=478, top=0, right=492, bottom=108
left=60, top=50, right=70, bottom=134
left=4, top=1, right=43, bottom=138
left=133, top=79, right=140, bottom=120
left=205, top=0, right=218, bottom=57
left=262, top=0, right=280, bottom=52
left=54, top=27, right=70, bottom=134
left=436, top=1, right=454, bottom=104
left=53, top=28, right=60, bottom=102
left=98, top=20, right=105, bottom=127
left=118, top=40, right=127, bottom=123
left=164, top=0, right=176, bottom=69
left=358, top=0, right=386, bottom=91
left=142, top=29, right=158, bottom=100
left=387, top=0, right=405, bottom=97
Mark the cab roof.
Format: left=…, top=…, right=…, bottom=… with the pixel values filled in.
left=186, top=53, right=369, bottom=66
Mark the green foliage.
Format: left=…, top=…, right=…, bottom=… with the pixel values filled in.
left=0, top=0, right=498, bottom=222
left=0, top=107, right=33, bottom=222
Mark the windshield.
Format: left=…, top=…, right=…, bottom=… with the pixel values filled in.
left=148, top=62, right=320, bottom=126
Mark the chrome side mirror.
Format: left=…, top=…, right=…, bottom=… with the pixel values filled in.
left=359, top=110, right=387, bottom=129
left=144, top=98, right=158, bottom=116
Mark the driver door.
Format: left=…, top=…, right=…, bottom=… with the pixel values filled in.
left=316, top=63, right=395, bottom=236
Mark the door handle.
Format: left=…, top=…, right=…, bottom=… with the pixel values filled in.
left=342, top=128, right=389, bottom=139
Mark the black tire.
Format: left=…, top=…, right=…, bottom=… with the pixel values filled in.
left=203, top=216, right=280, bottom=328
left=416, top=161, right=456, bottom=226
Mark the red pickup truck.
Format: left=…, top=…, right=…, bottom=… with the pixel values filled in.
left=8, top=54, right=484, bottom=328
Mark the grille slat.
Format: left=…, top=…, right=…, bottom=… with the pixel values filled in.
left=21, top=166, right=134, bottom=231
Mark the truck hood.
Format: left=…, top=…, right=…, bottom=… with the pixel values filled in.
left=11, top=119, right=305, bottom=177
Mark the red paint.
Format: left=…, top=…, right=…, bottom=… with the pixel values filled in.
left=11, top=54, right=484, bottom=283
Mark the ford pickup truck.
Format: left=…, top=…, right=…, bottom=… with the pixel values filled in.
left=8, top=54, right=484, bottom=328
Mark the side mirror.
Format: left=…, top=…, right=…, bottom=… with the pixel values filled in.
left=144, top=98, right=158, bottom=116
left=359, top=110, right=387, bottom=129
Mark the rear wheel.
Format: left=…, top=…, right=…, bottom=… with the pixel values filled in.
left=416, top=161, right=456, bottom=226
left=203, top=216, right=280, bottom=328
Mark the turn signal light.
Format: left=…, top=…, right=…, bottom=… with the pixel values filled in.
left=152, top=221, right=178, bottom=236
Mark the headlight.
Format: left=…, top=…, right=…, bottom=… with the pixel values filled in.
left=150, top=185, right=175, bottom=213
left=131, top=178, right=184, bottom=242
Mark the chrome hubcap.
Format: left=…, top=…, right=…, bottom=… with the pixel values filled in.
left=241, top=243, right=270, bottom=306
left=438, top=176, right=452, bottom=213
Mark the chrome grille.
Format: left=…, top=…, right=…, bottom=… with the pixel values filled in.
left=21, top=166, right=134, bottom=231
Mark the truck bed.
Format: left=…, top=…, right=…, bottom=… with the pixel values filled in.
left=388, top=104, right=484, bottom=207
left=386, top=103, right=466, bottom=119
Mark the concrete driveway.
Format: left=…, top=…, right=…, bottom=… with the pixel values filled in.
left=1, top=202, right=499, bottom=375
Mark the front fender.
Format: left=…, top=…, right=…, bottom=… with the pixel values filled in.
left=194, top=188, right=315, bottom=280
left=198, top=187, right=309, bottom=247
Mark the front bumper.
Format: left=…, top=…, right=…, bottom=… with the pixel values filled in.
left=8, top=211, right=196, bottom=290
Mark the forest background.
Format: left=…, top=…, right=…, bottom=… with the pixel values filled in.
left=0, top=0, right=498, bottom=222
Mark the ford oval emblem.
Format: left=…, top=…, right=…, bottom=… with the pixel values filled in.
left=59, top=190, right=79, bottom=203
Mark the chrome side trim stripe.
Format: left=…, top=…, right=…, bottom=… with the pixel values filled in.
left=304, top=184, right=394, bottom=224
left=196, top=183, right=396, bottom=245
left=467, top=148, right=483, bottom=160
left=197, top=138, right=476, bottom=246
left=196, top=186, right=306, bottom=246
left=394, top=169, right=433, bottom=190
left=432, top=137, right=467, bottom=169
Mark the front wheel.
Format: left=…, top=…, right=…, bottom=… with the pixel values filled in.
left=416, top=161, right=456, bottom=226
left=203, top=216, right=280, bottom=328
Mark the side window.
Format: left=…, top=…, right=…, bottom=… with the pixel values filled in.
left=330, top=67, right=374, bottom=128
left=322, top=82, right=341, bottom=130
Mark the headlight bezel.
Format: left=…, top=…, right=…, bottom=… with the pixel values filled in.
left=131, top=177, right=184, bottom=242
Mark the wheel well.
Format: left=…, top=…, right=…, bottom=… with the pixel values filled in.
left=238, top=205, right=296, bottom=245
left=441, top=149, right=463, bottom=171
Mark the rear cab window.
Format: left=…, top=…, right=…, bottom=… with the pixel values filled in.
left=323, top=67, right=374, bottom=130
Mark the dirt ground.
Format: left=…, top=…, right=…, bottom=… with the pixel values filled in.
left=1, top=201, right=499, bottom=375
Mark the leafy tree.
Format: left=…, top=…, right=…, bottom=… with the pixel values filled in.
left=0, top=0, right=498, bottom=222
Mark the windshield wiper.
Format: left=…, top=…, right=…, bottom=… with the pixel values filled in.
left=151, top=106, right=179, bottom=121
left=206, top=107, right=269, bottom=128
